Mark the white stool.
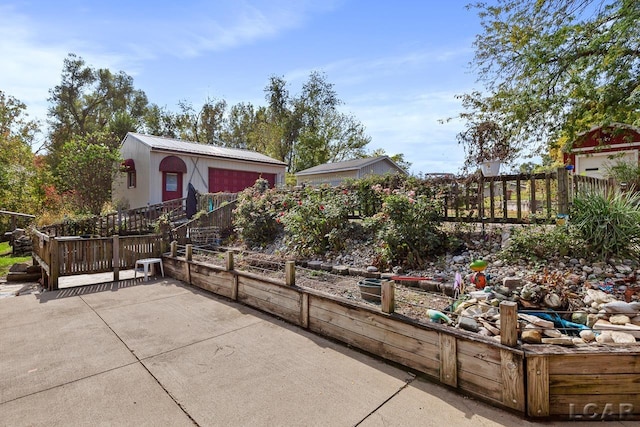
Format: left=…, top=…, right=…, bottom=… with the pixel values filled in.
left=135, top=258, right=164, bottom=281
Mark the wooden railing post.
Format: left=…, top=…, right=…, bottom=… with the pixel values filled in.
left=225, top=251, right=234, bottom=271
left=185, top=244, right=192, bottom=284
left=557, top=167, right=569, bottom=216
left=170, top=240, right=177, bottom=257
left=500, top=301, right=518, bottom=347
left=49, top=237, right=59, bottom=291
left=285, top=261, right=295, bottom=286
left=113, top=235, right=120, bottom=282
left=381, top=280, right=395, bottom=314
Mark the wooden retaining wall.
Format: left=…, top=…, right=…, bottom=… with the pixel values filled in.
left=162, top=250, right=640, bottom=421
left=162, top=251, right=526, bottom=415
left=525, top=347, right=640, bottom=420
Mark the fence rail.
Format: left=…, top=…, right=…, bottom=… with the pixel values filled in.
left=435, top=167, right=615, bottom=224
left=0, top=210, right=35, bottom=236
left=31, top=229, right=162, bottom=290
left=173, top=193, right=238, bottom=246
left=39, top=198, right=187, bottom=237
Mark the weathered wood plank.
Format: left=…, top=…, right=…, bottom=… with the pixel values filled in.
left=439, top=333, right=457, bottom=387
left=301, top=293, right=309, bottom=328
left=548, top=354, right=640, bottom=375
left=457, top=351, right=501, bottom=382
left=527, top=356, right=550, bottom=417
left=308, top=314, right=440, bottom=378
left=457, top=338, right=501, bottom=365
left=238, top=290, right=301, bottom=325
left=309, top=298, right=440, bottom=349
left=501, top=349, right=525, bottom=412
left=162, top=258, right=188, bottom=281
left=309, top=295, right=440, bottom=346
left=457, top=375, right=502, bottom=404
left=189, top=265, right=234, bottom=299
left=238, top=277, right=301, bottom=311
left=550, top=373, right=640, bottom=395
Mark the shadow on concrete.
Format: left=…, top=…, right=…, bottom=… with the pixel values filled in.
left=37, top=277, right=148, bottom=303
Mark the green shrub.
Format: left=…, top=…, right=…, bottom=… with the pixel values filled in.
left=233, top=179, right=288, bottom=248
left=498, top=225, right=575, bottom=262
left=570, top=190, right=640, bottom=259
left=369, top=190, right=445, bottom=269
left=280, top=189, right=356, bottom=257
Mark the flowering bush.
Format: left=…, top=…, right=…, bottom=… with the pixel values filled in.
left=233, top=179, right=289, bottom=248
left=368, top=188, right=446, bottom=269
left=279, top=187, right=357, bottom=257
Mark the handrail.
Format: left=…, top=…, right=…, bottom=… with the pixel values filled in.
left=0, top=210, right=36, bottom=219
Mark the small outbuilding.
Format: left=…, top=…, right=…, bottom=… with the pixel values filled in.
left=295, top=156, right=407, bottom=186
left=113, top=132, right=286, bottom=208
left=563, top=123, right=640, bottom=178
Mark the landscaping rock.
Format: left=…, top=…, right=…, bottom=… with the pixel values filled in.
left=603, top=301, right=639, bottom=315
left=611, top=331, right=637, bottom=344
left=9, top=263, right=29, bottom=273
left=579, top=330, right=596, bottom=342
left=331, top=265, right=349, bottom=275
left=571, top=311, right=588, bottom=325
left=609, top=314, right=631, bottom=325
left=320, top=263, right=333, bottom=272
left=502, top=276, right=522, bottom=290
left=521, top=330, right=542, bottom=344
left=458, top=317, right=480, bottom=332
left=307, top=261, right=323, bottom=270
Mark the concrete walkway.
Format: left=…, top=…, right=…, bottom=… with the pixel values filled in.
left=0, top=278, right=633, bottom=426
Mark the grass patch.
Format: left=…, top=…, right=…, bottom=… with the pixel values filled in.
left=0, top=241, right=32, bottom=278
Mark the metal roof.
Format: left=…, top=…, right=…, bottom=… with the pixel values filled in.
left=295, top=156, right=404, bottom=176
left=126, top=132, right=286, bottom=166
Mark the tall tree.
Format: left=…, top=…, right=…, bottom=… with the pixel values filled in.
left=56, top=131, right=122, bottom=215
left=173, top=98, right=228, bottom=144
left=47, top=53, right=148, bottom=170
left=264, top=75, right=302, bottom=170
left=221, top=102, right=257, bottom=149
left=0, top=91, right=40, bottom=214
left=460, top=0, right=640, bottom=155
left=263, top=71, right=370, bottom=172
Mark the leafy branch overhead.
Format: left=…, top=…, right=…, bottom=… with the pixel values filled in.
left=460, top=0, right=640, bottom=156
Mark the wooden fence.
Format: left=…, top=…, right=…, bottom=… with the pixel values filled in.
left=173, top=193, right=238, bottom=245
left=439, top=167, right=617, bottom=224
left=31, top=229, right=162, bottom=290
left=39, top=198, right=187, bottom=237
left=161, top=248, right=640, bottom=421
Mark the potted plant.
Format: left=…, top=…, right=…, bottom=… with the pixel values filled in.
left=458, top=121, right=514, bottom=176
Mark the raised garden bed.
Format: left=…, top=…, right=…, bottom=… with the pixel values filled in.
left=162, top=249, right=640, bottom=421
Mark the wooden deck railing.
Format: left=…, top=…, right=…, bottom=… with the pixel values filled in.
left=31, top=229, right=162, bottom=290
left=173, top=193, right=238, bottom=245
left=39, top=198, right=187, bottom=237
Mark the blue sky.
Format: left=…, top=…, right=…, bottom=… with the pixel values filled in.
left=1, top=0, right=483, bottom=174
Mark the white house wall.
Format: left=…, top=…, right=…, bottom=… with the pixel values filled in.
left=112, top=135, right=152, bottom=209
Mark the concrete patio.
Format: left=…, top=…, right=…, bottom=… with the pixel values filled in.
left=0, top=277, right=632, bottom=426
